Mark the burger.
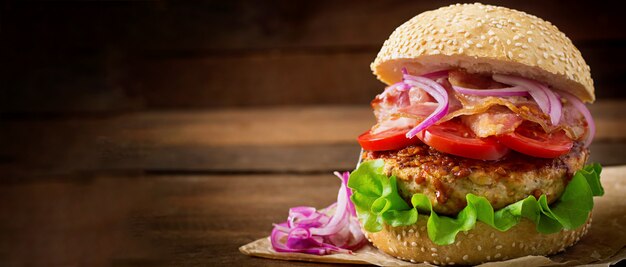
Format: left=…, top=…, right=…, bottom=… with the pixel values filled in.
left=347, top=3, right=603, bottom=265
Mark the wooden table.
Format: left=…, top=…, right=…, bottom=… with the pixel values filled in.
left=1, top=102, right=625, bottom=266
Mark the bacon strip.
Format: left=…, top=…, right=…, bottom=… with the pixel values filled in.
left=371, top=72, right=586, bottom=141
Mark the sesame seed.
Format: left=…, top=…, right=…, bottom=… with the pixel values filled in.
left=464, top=32, right=470, bottom=38
left=415, top=232, right=420, bottom=238
left=463, top=43, right=470, bottom=48
left=402, top=230, right=407, bottom=236
left=426, top=36, right=434, bottom=41
left=421, top=247, right=425, bottom=252
left=488, top=38, right=495, bottom=44
left=397, top=234, right=401, bottom=241
left=519, top=53, right=526, bottom=58
left=480, top=35, right=486, bottom=40
left=507, top=51, right=513, bottom=59
left=515, top=22, right=521, bottom=27
left=439, top=28, right=446, bottom=34
left=512, top=242, right=516, bottom=247
left=477, top=245, right=482, bottom=251
left=432, top=50, right=441, bottom=55
left=527, top=30, right=533, bottom=34
left=528, top=37, right=533, bottom=43
left=463, top=255, right=469, bottom=261
left=487, top=30, right=495, bottom=36
left=522, top=44, right=529, bottom=49
left=476, top=43, right=483, bottom=48
left=410, top=259, right=416, bottom=263
left=431, top=247, right=438, bottom=252
left=496, top=245, right=503, bottom=250
left=432, top=253, right=439, bottom=257
left=515, top=43, right=522, bottom=47
left=433, top=260, right=440, bottom=265
left=408, top=229, right=414, bottom=233
left=513, top=35, right=521, bottom=40
left=495, top=253, right=501, bottom=258
left=477, top=22, right=483, bottom=27
left=490, top=233, right=495, bottom=238
left=403, top=241, right=408, bottom=247
left=458, top=48, right=464, bottom=53
left=411, top=242, right=417, bottom=247
left=467, top=40, right=474, bottom=44
left=506, top=39, right=511, bottom=45
left=450, top=262, right=455, bottom=265
left=543, top=52, right=549, bottom=59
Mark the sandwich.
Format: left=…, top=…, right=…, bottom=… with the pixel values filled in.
left=348, top=3, right=603, bottom=265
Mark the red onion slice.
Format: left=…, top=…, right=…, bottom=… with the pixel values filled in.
left=558, top=91, right=595, bottom=147
left=493, top=74, right=561, bottom=125
left=270, top=172, right=366, bottom=255
left=403, top=74, right=449, bottom=138
left=421, top=69, right=450, bottom=80
left=452, top=85, right=530, bottom=96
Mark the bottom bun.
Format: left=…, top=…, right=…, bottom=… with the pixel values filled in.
left=365, top=214, right=591, bottom=265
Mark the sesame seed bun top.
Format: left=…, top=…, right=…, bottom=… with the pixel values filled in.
left=371, top=3, right=595, bottom=102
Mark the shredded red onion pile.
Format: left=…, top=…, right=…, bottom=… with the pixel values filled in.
left=270, top=172, right=366, bottom=255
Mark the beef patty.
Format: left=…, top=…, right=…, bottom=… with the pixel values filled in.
left=363, top=142, right=588, bottom=215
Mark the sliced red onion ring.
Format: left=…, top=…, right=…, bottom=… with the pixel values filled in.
left=270, top=172, right=366, bottom=255
left=558, top=91, right=595, bottom=147
left=452, top=85, right=530, bottom=96
left=493, top=74, right=561, bottom=125
left=421, top=69, right=450, bottom=80
left=403, top=74, right=449, bottom=138
left=542, top=84, right=562, bottom=126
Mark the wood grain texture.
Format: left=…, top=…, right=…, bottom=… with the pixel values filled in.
left=0, top=173, right=344, bottom=266
left=2, top=0, right=626, bottom=112
left=1, top=103, right=625, bottom=176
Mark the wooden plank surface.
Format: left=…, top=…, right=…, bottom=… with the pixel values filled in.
left=1, top=167, right=625, bottom=266
left=0, top=173, right=341, bottom=266
left=2, top=102, right=626, bottom=177
left=1, top=103, right=626, bottom=265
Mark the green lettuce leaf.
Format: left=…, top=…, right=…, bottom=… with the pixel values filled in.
left=348, top=160, right=603, bottom=245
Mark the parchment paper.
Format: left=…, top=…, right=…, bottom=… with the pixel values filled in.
left=240, top=165, right=626, bottom=266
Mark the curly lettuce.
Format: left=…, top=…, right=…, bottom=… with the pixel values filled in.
left=347, top=160, right=603, bottom=245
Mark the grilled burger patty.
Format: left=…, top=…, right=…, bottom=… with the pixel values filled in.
left=363, top=142, right=588, bottom=215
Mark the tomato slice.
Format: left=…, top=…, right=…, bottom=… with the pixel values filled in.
left=357, top=128, right=421, bottom=151
left=497, top=123, right=573, bottom=158
left=416, top=120, right=509, bottom=160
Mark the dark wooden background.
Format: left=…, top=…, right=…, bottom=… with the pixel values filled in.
left=1, top=1, right=626, bottom=266
left=2, top=0, right=626, bottom=115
